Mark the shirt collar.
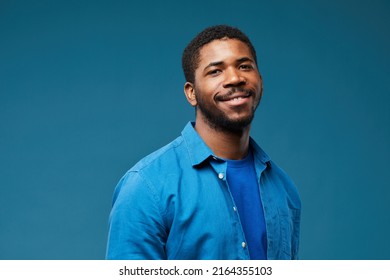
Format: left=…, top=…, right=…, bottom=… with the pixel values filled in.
left=181, top=121, right=271, bottom=167
left=181, top=122, right=214, bottom=166
left=250, top=138, right=272, bottom=167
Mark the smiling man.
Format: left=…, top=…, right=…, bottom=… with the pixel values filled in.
left=106, top=25, right=301, bottom=260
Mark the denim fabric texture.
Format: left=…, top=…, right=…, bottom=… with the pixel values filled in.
left=106, top=122, right=301, bottom=259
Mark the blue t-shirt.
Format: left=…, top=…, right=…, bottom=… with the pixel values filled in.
left=226, top=151, right=268, bottom=259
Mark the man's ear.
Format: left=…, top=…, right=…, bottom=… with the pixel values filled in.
left=184, top=82, right=197, bottom=107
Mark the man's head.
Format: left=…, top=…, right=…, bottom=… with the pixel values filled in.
left=182, top=25, right=258, bottom=84
left=182, top=25, right=263, bottom=133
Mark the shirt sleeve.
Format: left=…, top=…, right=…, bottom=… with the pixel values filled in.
left=105, top=171, right=167, bottom=259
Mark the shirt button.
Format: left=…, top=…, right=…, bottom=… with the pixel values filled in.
left=233, top=206, right=237, bottom=212
left=242, top=242, right=246, bottom=248
left=218, top=173, right=224, bottom=179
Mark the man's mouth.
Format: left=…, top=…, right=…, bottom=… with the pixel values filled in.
left=215, top=88, right=254, bottom=105
left=223, top=95, right=251, bottom=106
left=222, top=93, right=251, bottom=101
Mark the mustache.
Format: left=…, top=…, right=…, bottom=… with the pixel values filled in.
left=215, top=87, right=255, bottom=101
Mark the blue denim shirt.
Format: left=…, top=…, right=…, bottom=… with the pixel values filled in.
left=106, top=122, right=301, bottom=260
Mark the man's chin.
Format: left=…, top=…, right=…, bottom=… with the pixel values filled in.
left=197, top=104, right=254, bottom=133
left=207, top=115, right=253, bottom=133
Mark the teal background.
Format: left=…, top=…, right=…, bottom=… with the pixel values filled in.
left=1, top=0, right=389, bottom=259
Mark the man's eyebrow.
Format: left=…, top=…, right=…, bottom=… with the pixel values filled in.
left=204, top=61, right=224, bottom=71
left=237, top=57, right=254, bottom=63
left=204, top=57, right=255, bottom=71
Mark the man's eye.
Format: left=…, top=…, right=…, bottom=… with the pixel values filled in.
left=240, top=64, right=253, bottom=70
left=208, top=69, right=221, bottom=75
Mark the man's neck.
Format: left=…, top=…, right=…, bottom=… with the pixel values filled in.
left=194, top=118, right=251, bottom=160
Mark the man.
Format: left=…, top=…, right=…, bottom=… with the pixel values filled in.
left=106, top=25, right=301, bottom=260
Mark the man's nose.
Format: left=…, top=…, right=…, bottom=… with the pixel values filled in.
left=223, top=67, right=246, bottom=88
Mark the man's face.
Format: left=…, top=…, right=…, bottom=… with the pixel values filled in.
left=188, top=38, right=263, bottom=132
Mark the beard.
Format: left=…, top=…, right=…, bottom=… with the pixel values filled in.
left=195, top=87, right=260, bottom=133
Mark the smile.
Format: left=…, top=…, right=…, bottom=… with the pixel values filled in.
left=216, top=89, right=254, bottom=106
left=230, top=96, right=246, bottom=101
left=220, top=95, right=251, bottom=106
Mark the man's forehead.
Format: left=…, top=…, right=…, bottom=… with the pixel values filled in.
left=198, top=38, right=253, bottom=65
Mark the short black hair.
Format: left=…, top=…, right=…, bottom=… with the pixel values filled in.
left=182, top=25, right=258, bottom=84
